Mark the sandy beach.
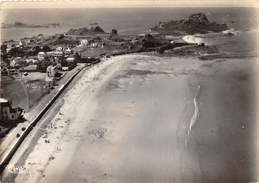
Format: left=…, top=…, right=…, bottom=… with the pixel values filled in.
left=1, top=54, right=258, bottom=182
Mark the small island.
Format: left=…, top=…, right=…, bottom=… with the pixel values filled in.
left=151, top=13, right=229, bottom=35
left=1, top=22, right=61, bottom=28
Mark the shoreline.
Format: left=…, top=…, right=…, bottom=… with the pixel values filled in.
left=1, top=8, right=259, bottom=182
left=1, top=53, right=258, bottom=182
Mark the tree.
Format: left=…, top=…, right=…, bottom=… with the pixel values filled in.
left=1, top=44, right=8, bottom=62
left=8, top=47, right=25, bottom=57
left=68, top=62, right=76, bottom=70
left=58, top=34, right=65, bottom=40
left=61, top=59, right=68, bottom=67
left=42, top=45, right=52, bottom=52
left=74, top=52, right=81, bottom=61
left=1, top=44, right=7, bottom=53
left=36, top=59, right=51, bottom=72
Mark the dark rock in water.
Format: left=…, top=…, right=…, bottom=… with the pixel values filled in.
left=111, top=29, right=118, bottom=35
left=140, top=34, right=162, bottom=48
left=14, top=22, right=26, bottom=27
left=225, top=32, right=235, bottom=37
left=93, top=26, right=105, bottom=32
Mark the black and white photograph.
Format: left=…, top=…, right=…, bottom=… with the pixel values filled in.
left=0, top=0, right=259, bottom=182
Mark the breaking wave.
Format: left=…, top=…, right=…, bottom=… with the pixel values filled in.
left=182, top=28, right=258, bottom=54
left=188, top=85, right=200, bottom=136
left=182, top=28, right=246, bottom=44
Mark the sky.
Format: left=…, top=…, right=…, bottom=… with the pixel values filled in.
left=0, top=0, right=258, bottom=9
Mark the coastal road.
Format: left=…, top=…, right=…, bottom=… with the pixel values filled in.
left=1, top=55, right=258, bottom=183
left=0, top=64, right=86, bottom=170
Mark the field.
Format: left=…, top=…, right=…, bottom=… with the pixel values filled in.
left=0, top=73, right=47, bottom=137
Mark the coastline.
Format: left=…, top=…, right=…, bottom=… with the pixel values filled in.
left=2, top=53, right=258, bottom=182
left=1, top=8, right=259, bottom=182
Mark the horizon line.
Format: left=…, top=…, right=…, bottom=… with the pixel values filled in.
left=1, top=0, right=258, bottom=9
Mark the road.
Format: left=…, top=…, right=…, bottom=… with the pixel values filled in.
left=0, top=64, right=86, bottom=168
left=1, top=55, right=258, bottom=183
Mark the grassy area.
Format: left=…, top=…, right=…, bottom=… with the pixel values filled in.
left=1, top=76, right=28, bottom=110
left=26, top=79, right=48, bottom=108
left=1, top=74, right=48, bottom=138
left=1, top=73, right=47, bottom=111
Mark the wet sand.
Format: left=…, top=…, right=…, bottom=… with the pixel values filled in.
left=1, top=54, right=258, bottom=183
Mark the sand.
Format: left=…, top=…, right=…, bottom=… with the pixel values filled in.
left=1, top=54, right=258, bottom=183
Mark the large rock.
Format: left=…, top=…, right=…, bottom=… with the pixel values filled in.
left=152, top=13, right=228, bottom=34
left=111, top=29, right=118, bottom=35
left=183, top=13, right=209, bottom=26
left=93, top=26, right=105, bottom=33
left=66, top=26, right=106, bottom=35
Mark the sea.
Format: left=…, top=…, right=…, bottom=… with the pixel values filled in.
left=1, top=7, right=258, bottom=54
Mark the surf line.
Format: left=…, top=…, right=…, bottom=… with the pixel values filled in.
left=188, top=85, right=200, bottom=136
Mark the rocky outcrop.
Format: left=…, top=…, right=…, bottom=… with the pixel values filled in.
left=66, top=26, right=106, bottom=35
left=111, top=29, right=118, bottom=35
left=183, top=13, right=209, bottom=26
left=93, top=26, right=105, bottom=33
left=152, top=13, right=228, bottom=35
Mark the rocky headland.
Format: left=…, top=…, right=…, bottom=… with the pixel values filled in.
left=151, top=13, right=229, bottom=35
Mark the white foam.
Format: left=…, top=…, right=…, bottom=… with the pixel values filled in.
left=182, top=35, right=204, bottom=44
left=188, top=85, right=200, bottom=135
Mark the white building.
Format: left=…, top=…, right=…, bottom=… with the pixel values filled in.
left=10, top=57, right=26, bottom=67
left=80, top=39, right=89, bottom=47
left=46, top=65, right=58, bottom=78
left=66, top=57, right=75, bottom=63
left=38, top=52, right=48, bottom=61
left=19, top=41, right=26, bottom=46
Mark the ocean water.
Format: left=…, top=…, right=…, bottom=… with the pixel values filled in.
left=1, top=7, right=258, bottom=53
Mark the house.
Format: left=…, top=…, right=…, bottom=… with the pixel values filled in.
left=45, top=75, right=55, bottom=89
left=7, top=44, right=16, bottom=48
left=38, top=52, right=48, bottom=61
left=62, top=66, right=69, bottom=71
left=27, top=39, right=36, bottom=44
left=66, top=57, right=75, bottom=63
left=10, top=57, right=27, bottom=67
left=147, top=30, right=160, bottom=36
left=138, top=33, right=146, bottom=37
left=46, top=65, right=58, bottom=78
left=19, top=41, right=26, bottom=46
left=65, top=48, right=72, bottom=55
left=90, top=43, right=98, bottom=48
left=25, top=58, right=38, bottom=64
left=0, top=98, right=24, bottom=121
left=80, top=39, right=89, bottom=47
left=1, top=67, right=9, bottom=75
left=45, top=66, right=58, bottom=89
left=52, top=51, right=64, bottom=58
left=56, top=47, right=64, bottom=51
